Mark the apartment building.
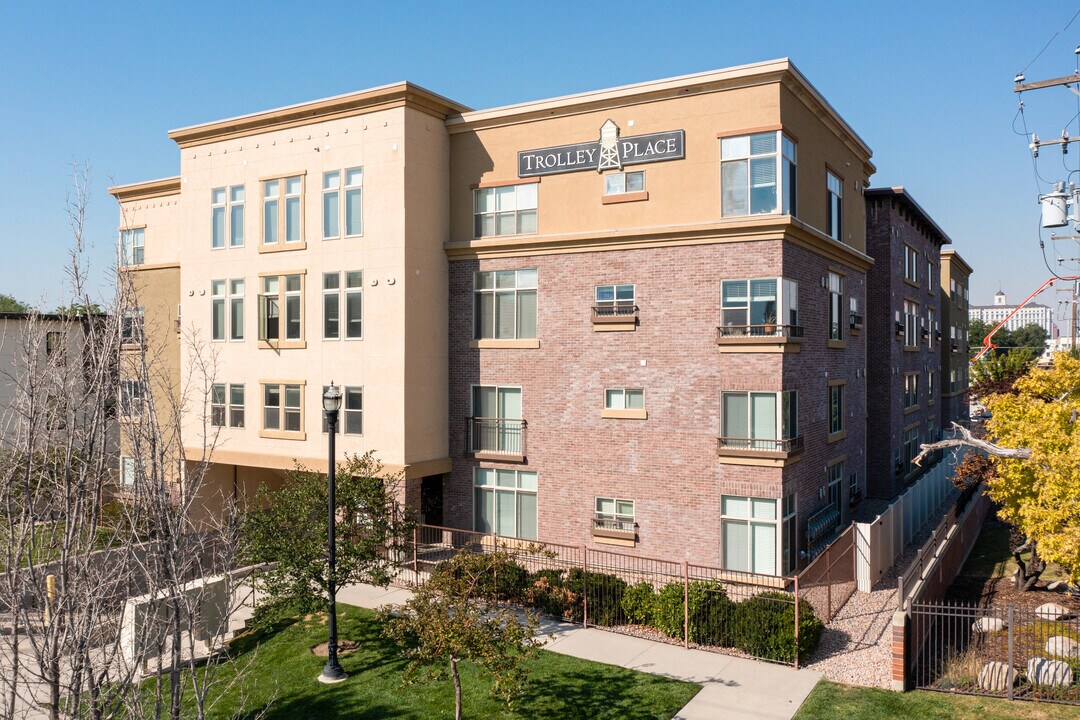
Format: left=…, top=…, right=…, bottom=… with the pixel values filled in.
left=941, top=250, right=974, bottom=425
left=864, top=188, right=950, bottom=499
left=112, top=59, right=876, bottom=576
left=969, top=290, right=1055, bottom=337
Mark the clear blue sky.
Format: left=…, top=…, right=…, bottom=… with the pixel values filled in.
left=2, top=1, right=1079, bottom=314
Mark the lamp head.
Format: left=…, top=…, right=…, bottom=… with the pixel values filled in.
left=323, top=382, right=343, bottom=414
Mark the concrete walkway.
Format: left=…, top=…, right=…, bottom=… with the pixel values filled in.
left=338, top=583, right=822, bottom=720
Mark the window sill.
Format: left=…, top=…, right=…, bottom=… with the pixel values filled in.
left=903, top=279, right=920, bottom=289
left=120, top=343, right=144, bottom=352
left=591, top=528, right=637, bottom=547
left=593, top=321, right=637, bottom=332
left=827, top=339, right=847, bottom=349
left=601, top=191, right=649, bottom=205
left=258, top=340, right=307, bottom=350
left=827, top=430, right=847, bottom=444
left=470, top=339, right=540, bottom=349
left=903, top=346, right=921, bottom=353
left=715, top=336, right=803, bottom=354
left=259, top=429, right=307, bottom=441
left=259, top=241, right=307, bottom=254
left=601, top=408, right=647, bottom=420
left=469, top=450, right=526, bottom=463
left=903, top=405, right=921, bottom=415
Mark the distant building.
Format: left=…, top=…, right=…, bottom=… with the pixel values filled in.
left=969, top=291, right=1055, bottom=339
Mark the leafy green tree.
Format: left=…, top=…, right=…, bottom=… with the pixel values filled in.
left=243, top=451, right=414, bottom=625
left=969, top=319, right=993, bottom=357
left=0, top=293, right=30, bottom=312
left=970, top=348, right=1036, bottom=398
left=53, top=301, right=104, bottom=315
left=379, top=548, right=543, bottom=720
left=1008, top=322, right=1048, bottom=351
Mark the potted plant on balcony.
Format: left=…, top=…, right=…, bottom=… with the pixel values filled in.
left=763, top=311, right=777, bottom=336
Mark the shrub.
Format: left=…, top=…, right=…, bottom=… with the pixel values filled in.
left=565, top=569, right=627, bottom=626
left=432, top=550, right=529, bottom=602
left=523, top=569, right=576, bottom=618
left=621, top=582, right=657, bottom=625
left=687, top=582, right=737, bottom=647
left=733, top=591, right=823, bottom=664
left=653, top=582, right=687, bottom=638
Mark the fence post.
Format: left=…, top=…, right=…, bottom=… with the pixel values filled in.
left=1007, top=606, right=1014, bottom=701
left=793, top=575, right=800, bottom=670
left=582, top=545, right=588, bottom=629
left=826, top=547, right=832, bottom=621
left=412, top=527, right=418, bottom=585
left=682, top=560, right=689, bottom=649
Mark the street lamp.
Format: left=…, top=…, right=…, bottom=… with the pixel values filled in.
left=319, top=382, right=347, bottom=684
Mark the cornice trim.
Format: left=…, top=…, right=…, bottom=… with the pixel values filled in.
left=108, top=177, right=181, bottom=202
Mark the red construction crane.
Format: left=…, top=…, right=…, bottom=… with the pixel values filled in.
left=972, top=275, right=1078, bottom=362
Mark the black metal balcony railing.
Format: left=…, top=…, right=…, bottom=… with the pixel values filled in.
left=716, top=435, right=805, bottom=454
left=592, top=304, right=638, bottom=319
left=716, top=324, right=804, bottom=340
left=593, top=517, right=636, bottom=534
left=466, top=417, right=527, bottom=457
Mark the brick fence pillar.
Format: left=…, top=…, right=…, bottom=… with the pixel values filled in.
left=891, top=610, right=908, bottom=691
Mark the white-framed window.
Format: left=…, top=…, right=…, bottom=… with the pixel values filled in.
left=473, top=183, right=537, bottom=237
left=211, top=383, right=226, bottom=426
left=474, top=468, right=537, bottom=540
left=120, top=379, right=145, bottom=418
left=849, top=296, right=862, bottom=328
left=903, top=373, right=919, bottom=409
left=321, top=385, right=362, bottom=435
left=120, top=228, right=145, bottom=266
left=262, top=382, right=303, bottom=433
left=828, top=384, right=843, bottom=435
left=229, top=384, right=244, bottom=428
left=121, top=456, right=135, bottom=487
left=595, top=284, right=635, bottom=309
left=213, top=280, right=244, bottom=342
left=828, top=461, right=843, bottom=514
left=262, top=175, right=303, bottom=245
left=927, top=308, right=935, bottom=349
left=720, top=131, right=796, bottom=217
left=721, top=277, right=798, bottom=331
left=229, top=279, right=244, bottom=340
left=211, top=280, right=226, bottom=341
left=904, top=246, right=919, bottom=284
left=605, top=388, right=644, bottom=410
left=826, top=171, right=843, bottom=241
left=259, top=274, right=304, bottom=343
left=212, top=383, right=244, bottom=428
left=471, top=385, right=523, bottom=454
left=721, top=495, right=778, bottom=576
left=323, top=271, right=362, bottom=340
left=121, top=307, right=144, bottom=345
left=721, top=391, right=798, bottom=450
left=322, top=168, right=363, bottom=239
left=473, top=269, right=537, bottom=339
left=212, top=185, right=244, bottom=248
left=904, top=300, right=919, bottom=347
left=927, top=371, right=936, bottom=403
left=595, top=497, right=635, bottom=532
left=828, top=272, right=844, bottom=340
left=926, top=259, right=934, bottom=291
left=781, top=494, right=797, bottom=574
left=604, top=171, right=644, bottom=195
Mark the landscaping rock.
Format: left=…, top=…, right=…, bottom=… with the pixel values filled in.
left=1046, top=635, right=1080, bottom=658
left=1027, top=657, right=1073, bottom=687
left=1047, top=580, right=1065, bottom=591
left=972, top=616, right=1006, bottom=633
left=1034, top=603, right=1073, bottom=621
left=977, top=661, right=1016, bottom=692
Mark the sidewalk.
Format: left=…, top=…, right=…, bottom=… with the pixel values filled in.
left=338, top=583, right=822, bottom=720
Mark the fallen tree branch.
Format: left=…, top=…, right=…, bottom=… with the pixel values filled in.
left=914, top=422, right=1031, bottom=466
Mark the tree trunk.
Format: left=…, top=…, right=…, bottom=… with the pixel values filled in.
left=1013, top=539, right=1046, bottom=591
left=451, top=654, right=462, bottom=720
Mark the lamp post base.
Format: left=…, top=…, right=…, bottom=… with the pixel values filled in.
left=318, top=664, right=348, bottom=684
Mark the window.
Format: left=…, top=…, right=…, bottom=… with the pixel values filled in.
left=229, top=280, right=244, bottom=340
left=262, top=382, right=303, bottom=435
left=828, top=384, right=843, bottom=436
left=474, top=468, right=537, bottom=540
left=322, top=168, right=363, bottom=239
left=212, top=279, right=244, bottom=341
left=826, top=171, right=843, bottom=241
left=259, top=274, right=304, bottom=344
left=229, top=385, right=244, bottom=428
left=595, top=284, right=635, bottom=311
left=474, top=183, right=537, bottom=237
left=470, top=385, right=524, bottom=455
left=720, top=391, right=798, bottom=450
left=828, top=272, right=844, bottom=341
left=262, top=175, right=303, bottom=245
left=781, top=494, right=797, bottom=574
left=926, top=259, right=934, bottom=291
left=904, top=246, right=919, bottom=284
left=720, top=278, right=798, bottom=333
left=849, top=296, right=862, bottom=329
left=927, top=308, right=935, bottom=348
left=121, top=456, right=135, bottom=487
left=211, top=280, right=226, bottom=341
left=827, top=462, right=843, bottom=515
left=120, top=228, right=145, bottom=266
left=604, top=171, right=644, bottom=195
left=902, top=427, right=920, bottom=476
left=211, top=185, right=244, bottom=248
left=211, top=383, right=226, bottom=426
left=904, top=374, right=919, bottom=409
left=605, top=388, right=644, bottom=410
left=45, top=332, right=65, bottom=365
left=473, top=269, right=537, bottom=339
left=927, top=371, right=936, bottom=403
left=849, top=472, right=860, bottom=501
left=322, top=386, right=362, bottom=435
left=721, top=495, right=778, bottom=575
left=121, top=308, right=144, bottom=345
left=595, top=498, right=635, bottom=533
left=120, top=380, right=145, bottom=417
left=323, top=271, right=363, bottom=340
left=904, top=300, right=919, bottom=347
left=720, top=131, right=796, bottom=217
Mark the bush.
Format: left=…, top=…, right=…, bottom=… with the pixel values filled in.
left=432, top=550, right=529, bottom=602
left=733, top=591, right=823, bottom=663
left=523, top=569, right=576, bottom=619
left=653, top=582, right=687, bottom=638
left=687, top=582, right=737, bottom=647
left=565, top=569, right=627, bottom=626
left=621, top=582, right=657, bottom=625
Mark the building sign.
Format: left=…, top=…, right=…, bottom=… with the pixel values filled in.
left=518, top=120, right=684, bottom=178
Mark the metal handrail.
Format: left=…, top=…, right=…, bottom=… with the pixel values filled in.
left=716, top=324, right=804, bottom=339
left=716, top=436, right=804, bottom=453
left=466, top=417, right=527, bottom=456
left=592, top=304, right=638, bottom=318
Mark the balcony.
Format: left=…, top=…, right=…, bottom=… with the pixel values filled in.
left=715, top=324, right=803, bottom=352
left=466, top=417, right=527, bottom=461
left=592, top=304, right=638, bottom=331
left=591, top=517, right=637, bottom=544
left=716, top=435, right=804, bottom=461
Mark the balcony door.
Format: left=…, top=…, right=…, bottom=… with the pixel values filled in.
left=473, top=386, right=522, bottom=454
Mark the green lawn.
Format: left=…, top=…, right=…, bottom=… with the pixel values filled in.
left=794, top=680, right=1080, bottom=719
left=176, top=604, right=699, bottom=719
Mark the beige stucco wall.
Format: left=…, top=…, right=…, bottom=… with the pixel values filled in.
left=118, top=191, right=182, bottom=268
